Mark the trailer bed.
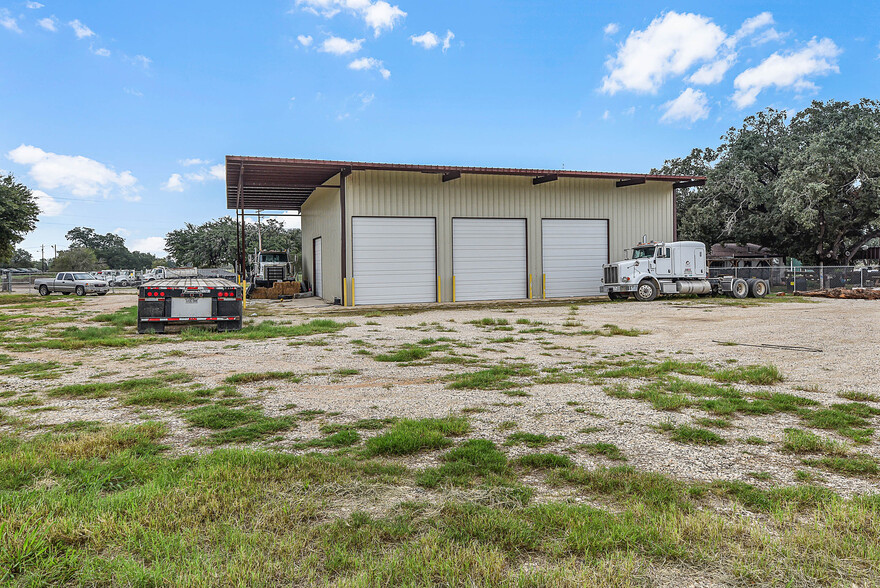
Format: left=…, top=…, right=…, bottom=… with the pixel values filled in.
left=137, top=278, right=243, bottom=334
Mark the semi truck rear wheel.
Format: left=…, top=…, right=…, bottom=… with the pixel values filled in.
left=634, top=280, right=658, bottom=302
left=750, top=279, right=769, bottom=298
left=730, top=278, right=749, bottom=299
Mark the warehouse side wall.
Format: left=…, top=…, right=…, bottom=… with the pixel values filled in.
left=344, top=170, right=674, bottom=302
left=301, top=174, right=342, bottom=303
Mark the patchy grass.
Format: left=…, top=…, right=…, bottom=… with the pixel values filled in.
left=577, top=442, right=627, bottom=461
left=800, top=403, right=879, bottom=443
left=782, top=428, right=848, bottom=455
left=0, top=361, right=63, bottom=380
left=514, top=452, right=573, bottom=469
left=445, top=365, right=536, bottom=390
left=91, top=305, right=138, bottom=328
left=662, top=424, right=726, bottom=446
left=223, top=371, right=300, bottom=385
left=365, top=416, right=469, bottom=456
left=838, top=391, right=880, bottom=403
left=802, top=454, right=879, bottom=476
left=504, top=432, right=564, bottom=448
left=417, top=439, right=511, bottom=488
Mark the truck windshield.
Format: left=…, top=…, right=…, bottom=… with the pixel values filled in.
left=260, top=254, right=287, bottom=263
left=632, top=247, right=655, bottom=259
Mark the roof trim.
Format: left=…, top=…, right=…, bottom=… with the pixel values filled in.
left=225, top=155, right=706, bottom=212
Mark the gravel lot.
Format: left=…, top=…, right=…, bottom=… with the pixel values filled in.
left=2, top=293, right=879, bottom=498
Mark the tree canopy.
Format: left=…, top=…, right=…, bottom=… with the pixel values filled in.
left=165, top=217, right=301, bottom=268
left=655, top=99, right=880, bottom=265
left=50, top=247, right=99, bottom=272
left=65, top=227, right=156, bottom=269
left=1, top=248, right=35, bottom=268
left=0, top=174, right=40, bottom=262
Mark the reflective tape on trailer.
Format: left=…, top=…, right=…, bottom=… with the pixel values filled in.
left=140, top=316, right=239, bottom=322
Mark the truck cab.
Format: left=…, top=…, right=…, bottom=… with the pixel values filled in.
left=253, top=250, right=291, bottom=287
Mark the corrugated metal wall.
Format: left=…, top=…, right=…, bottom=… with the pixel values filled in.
left=340, top=170, right=673, bottom=302
left=301, top=173, right=341, bottom=302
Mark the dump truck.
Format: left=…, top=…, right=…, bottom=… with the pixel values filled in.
left=251, top=250, right=293, bottom=287
left=600, top=240, right=770, bottom=301
left=137, top=278, right=242, bottom=334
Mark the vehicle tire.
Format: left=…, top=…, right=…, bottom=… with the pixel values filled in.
left=39, top=284, right=49, bottom=296
left=75, top=286, right=85, bottom=296
left=750, top=279, right=769, bottom=298
left=730, top=278, right=749, bottom=299
left=634, top=280, right=658, bottom=302
left=120, top=280, right=129, bottom=287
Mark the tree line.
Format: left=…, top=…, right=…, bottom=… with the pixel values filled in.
left=2, top=99, right=878, bottom=271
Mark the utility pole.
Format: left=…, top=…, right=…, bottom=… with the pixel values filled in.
left=41, top=245, right=45, bottom=272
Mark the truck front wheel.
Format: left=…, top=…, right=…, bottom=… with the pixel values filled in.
left=75, top=286, right=85, bottom=296
left=634, top=280, right=658, bottom=302
left=39, top=285, right=49, bottom=296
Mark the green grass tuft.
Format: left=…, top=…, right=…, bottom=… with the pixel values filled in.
left=365, top=416, right=469, bottom=456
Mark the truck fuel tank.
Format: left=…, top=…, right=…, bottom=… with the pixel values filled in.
left=676, top=280, right=712, bottom=295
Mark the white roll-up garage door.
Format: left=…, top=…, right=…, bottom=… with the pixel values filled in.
left=452, top=218, right=527, bottom=301
left=352, top=217, right=436, bottom=305
left=314, top=237, right=323, bottom=299
left=541, top=219, right=608, bottom=297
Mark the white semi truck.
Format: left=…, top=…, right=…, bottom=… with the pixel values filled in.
left=600, top=240, right=770, bottom=302
left=251, top=250, right=294, bottom=287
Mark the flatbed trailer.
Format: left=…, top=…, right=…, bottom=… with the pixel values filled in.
left=137, top=278, right=242, bottom=334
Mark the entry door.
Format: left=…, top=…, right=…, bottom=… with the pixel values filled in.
left=313, top=237, right=322, bottom=299
left=352, top=217, right=436, bottom=305
left=452, top=218, right=527, bottom=301
left=541, top=219, right=608, bottom=297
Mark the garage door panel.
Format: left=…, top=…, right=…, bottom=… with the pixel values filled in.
left=542, top=219, right=607, bottom=297
left=353, top=217, right=436, bottom=305
left=314, top=238, right=323, bottom=299
left=453, top=218, right=527, bottom=301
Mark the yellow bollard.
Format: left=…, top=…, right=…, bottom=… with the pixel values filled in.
left=437, top=276, right=441, bottom=303
left=243, top=280, right=247, bottom=309
left=452, top=275, right=456, bottom=302
left=528, top=274, right=532, bottom=299
left=542, top=274, right=546, bottom=299
left=351, top=278, right=355, bottom=307
left=343, top=278, right=347, bottom=307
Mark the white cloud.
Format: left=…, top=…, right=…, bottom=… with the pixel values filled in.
left=688, top=54, right=736, bottom=85
left=411, top=31, right=439, bottom=49
left=161, top=174, right=184, bottom=192
left=730, top=11, right=774, bottom=44
left=179, top=158, right=207, bottom=166
left=320, top=36, right=364, bottom=55
left=32, top=190, right=68, bottom=217
left=124, top=87, right=143, bottom=97
left=348, top=56, right=390, bottom=79
left=752, top=28, right=784, bottom=46
left=37, top=16, right=57, bottom=31
left=732, top=38, right=841, bottom=108
left=603, top=22, right=619, bottom=36
left=26, top=1, right=44, bottom=8
left=602, top=110, right=611, bottom=120
left=131, top=237, right=166, bottom=255
left=660, top=88, right=710, bottom=123
left=0, top=9, right=22, bottom=33
left=442, top=30, right=454, bottom=52
left=7, top=145, right=139, bottom=199
left=128, top=54, right=152, bottom=69
left=295, top=0, right=406, bottom=36
left=91, top=46, right=111, bottom=57
left=297, top=34, right=313, bottom=47
left=601, top=12, right=727, bottom=94
left=112, top=227, right=131, bottom=237
left=68, top=19, right=94, bottom=39
left=209, top=164, right=225, bottom=180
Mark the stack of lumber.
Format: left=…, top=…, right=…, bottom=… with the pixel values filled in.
left=249, top=281, right=302, bottom=299
left=798, top=288, right=880, bottom=300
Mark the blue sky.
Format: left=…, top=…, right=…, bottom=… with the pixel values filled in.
left=1, top=0, right=876, bottom=261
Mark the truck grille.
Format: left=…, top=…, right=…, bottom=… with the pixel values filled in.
left=604, top=266, right=618, bottom=284
left=266, top=267, right=285, bottom=281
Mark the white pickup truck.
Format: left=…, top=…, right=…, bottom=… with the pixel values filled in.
left=33, top=272, right=110, bottom=296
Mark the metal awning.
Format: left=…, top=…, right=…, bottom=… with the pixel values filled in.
left=225, top=155, right=706, bottom=212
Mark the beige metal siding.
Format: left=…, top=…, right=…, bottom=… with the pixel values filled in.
left=345, top=170, right=673, bottom=301
left=301, top=174, right=341, bottom=302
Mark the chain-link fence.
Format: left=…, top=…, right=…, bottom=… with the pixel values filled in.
left=707, top=265, right=880, bottom=293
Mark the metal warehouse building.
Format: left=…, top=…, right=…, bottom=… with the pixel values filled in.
left=225, top=156, right=704, bottom=306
